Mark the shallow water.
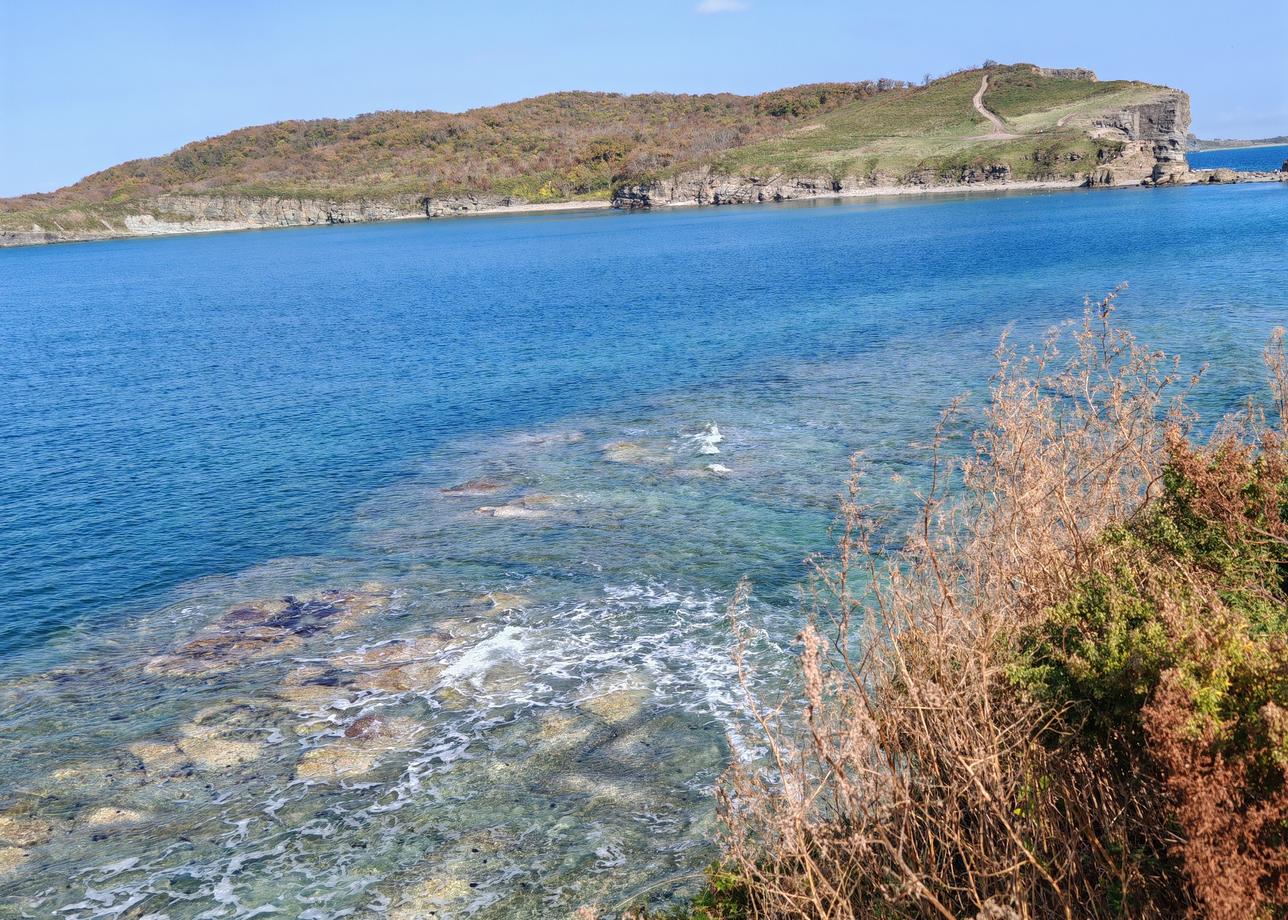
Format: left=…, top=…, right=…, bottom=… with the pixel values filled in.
left=1, top=183, right=1285, bottom=918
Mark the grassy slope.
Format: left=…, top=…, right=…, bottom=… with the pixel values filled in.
left=711, top=65, right=1163, bottom=182
left=1, top=65, right=1178, bottom=234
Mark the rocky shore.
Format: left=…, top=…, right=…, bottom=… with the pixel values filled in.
left=0, top=194, right=611, bottom=247
left=3, top=165, right=1280, bottom=249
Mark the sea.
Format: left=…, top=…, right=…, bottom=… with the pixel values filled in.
left=1, top=180, right=1285, bottom=918
left=1187, top=142, right=1288, bottom=172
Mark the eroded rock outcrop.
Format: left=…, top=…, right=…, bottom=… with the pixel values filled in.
left=146, top=193, right=424, bottom=228
left=2, top=191, right=557, bottom=247
left=1090, top=90, right=1191, bottom=184
left=615, top=172, right=881, bottom=209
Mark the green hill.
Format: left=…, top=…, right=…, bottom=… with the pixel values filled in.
left=715, top=66, right=1164, bottom=180
left=0, top=64, right=1193, bottom=245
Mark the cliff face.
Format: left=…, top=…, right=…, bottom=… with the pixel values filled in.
left=148, top=192, right=544, bottom=223
left=612, top=167, right=1034, bottom=210
left=1087, top=89, right=1192, bottom=185
left=614, top=174, right=844, bottom=209
left=149, top=194, right=425, bottom=226
left=0, top=192, right=557, bottom=246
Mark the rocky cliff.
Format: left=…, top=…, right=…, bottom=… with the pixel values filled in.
left=611, top=167, right=1039, bottom=210
left=149, top=193, right=425, bottom=226
left=1086, top=90, right=1192, bottom=186
left=0, top=192, right=564, bottom=246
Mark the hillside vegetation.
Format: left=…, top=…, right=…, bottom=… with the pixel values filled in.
left=0, top=83, right=893, bottom=231
left=713, top=67, right=1160, bottom=182
left=1, top=63, right=1183, bottom=239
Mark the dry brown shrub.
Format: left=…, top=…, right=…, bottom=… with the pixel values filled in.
left=716, top=293, right=1286, bottom=919
left=1143, top=674, right=1288, bottom=920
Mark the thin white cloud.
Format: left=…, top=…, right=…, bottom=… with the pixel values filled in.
left=696, top=0, right=749, bottom=13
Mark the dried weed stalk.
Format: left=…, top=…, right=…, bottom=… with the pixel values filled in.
left=717, top=297, right=1286, bottom=919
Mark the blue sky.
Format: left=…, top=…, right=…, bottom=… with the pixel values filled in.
left=1, top=0, right=1285, bottom=197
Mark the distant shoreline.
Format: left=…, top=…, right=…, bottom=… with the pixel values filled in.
left=1191, top=142, right=1288, bottom=152
left=0, top=180, right=1087, bottom=250
left=5, top=175, right=1284, bottom=250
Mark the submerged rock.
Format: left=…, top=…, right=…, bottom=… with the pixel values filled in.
left=281, top=665, right=331, bottom=686
left=82, top=806, right=146, bottom=828
left=294, top=744, right=383, bottom=781
left=389, top=876, right=474, bottom=919
left=0, top=813, right=53, bottom=847
left=440, top=477, right=506, bottom=497
left=294, top=715, right=423, bottom=782
left=171, top=703, right=268, bottom=771
left=601, top=441, right=670, bottom=466
left=331, top=635, right=449, bottom=669
left=468, top=591, right=530, bottom=613
left=40, top=754, right=144, bottom=797
left=145, top=587, right=391, bottom=677
left=476, top=504, right=549, bottom=520
left=127, top=740, right=190, bottom=781
left=176, top=730, right=262, bottom=772
left=511, top=429, right=585, bottom=447
left=329, top=636, right=450, bottom=694
left=0, top=845, right=26, bottom=876
left=276, top=681, right=352, bottom=709
left=358, top=661, right=444, bottom=694
left=475, top=494, right=559, bottom=520
left=579, top=688, right=650, bottom=724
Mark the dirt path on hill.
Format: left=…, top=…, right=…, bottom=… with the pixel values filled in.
left=971, top=74, right=1020, bottom=140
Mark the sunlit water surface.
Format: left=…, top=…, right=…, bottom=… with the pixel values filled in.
left=1, top=183, right=1285, bottom=918
left=1187, top=142, right=1288, bottom=172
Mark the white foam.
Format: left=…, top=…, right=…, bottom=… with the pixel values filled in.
left=439, top=625, right=531, bottom=687
left=691, top=422, right=724, bottom=455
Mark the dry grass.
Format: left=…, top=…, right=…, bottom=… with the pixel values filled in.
left=711, top=294, right=1287, bottom=920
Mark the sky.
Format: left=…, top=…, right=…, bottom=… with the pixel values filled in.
left=1, top=0, right=1286, bottom=197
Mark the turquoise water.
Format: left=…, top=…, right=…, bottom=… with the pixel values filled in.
left=0, top=183, right=1285, bottom=918
left=1189, top=142, right=1288, bottom=172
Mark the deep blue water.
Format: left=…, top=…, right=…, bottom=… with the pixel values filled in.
left=1189, top=142, right=1288, bottom=171
left=0, top=182, right=1285, bottom=918
left=3, top=183, right=1285, bottom=655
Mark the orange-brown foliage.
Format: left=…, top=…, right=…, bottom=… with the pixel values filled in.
left=714, top=299, right=1287, bottom=919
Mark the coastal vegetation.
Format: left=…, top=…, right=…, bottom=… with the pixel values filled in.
left=629, top=298, right=1288, bottom=919
left=709, top=67, right=1154, bottom=183
left=1, top=63, right=1190, bottom=242
left=0, top=83, right=892, bottom=231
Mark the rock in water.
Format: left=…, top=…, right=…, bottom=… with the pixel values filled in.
left=0, top=814, right=53, bottom=848
left=145, top=586, right=391, bottom=676
left=0, top=846, right=26, bottom=876
left=440, top=477, right=505, bottom=496
left=294, top=715, right=422, bottom=781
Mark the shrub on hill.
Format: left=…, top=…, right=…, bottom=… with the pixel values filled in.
left=1, top=84, right=896, bottom=213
